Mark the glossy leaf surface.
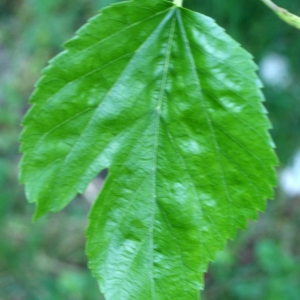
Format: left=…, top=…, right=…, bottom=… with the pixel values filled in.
left=20, top=0, right=277, bottom=299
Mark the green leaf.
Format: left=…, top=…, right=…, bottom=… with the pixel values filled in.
left=20, top=0, right=277, bottom=299
left=261, top=0, right=300, bottom=30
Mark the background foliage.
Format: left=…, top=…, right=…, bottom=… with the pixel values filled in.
left=0, top=0, right=299, bottom=299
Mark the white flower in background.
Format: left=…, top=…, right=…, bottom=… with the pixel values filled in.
left=280, top=151, right=300, bottom=197
left=259, top=53, right=291, bottom=88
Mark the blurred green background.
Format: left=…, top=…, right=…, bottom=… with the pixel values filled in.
left=0, top=0, right=299, bottom=299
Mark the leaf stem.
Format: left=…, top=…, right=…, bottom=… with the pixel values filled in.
left=174, top=0, right=183, bottom=7
left=261, top=0, right=283, bottom=13
left=261, top=0, right=300, bottom=30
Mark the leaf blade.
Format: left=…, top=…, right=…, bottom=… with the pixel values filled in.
left=20, top=1, right=277, bottom=299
